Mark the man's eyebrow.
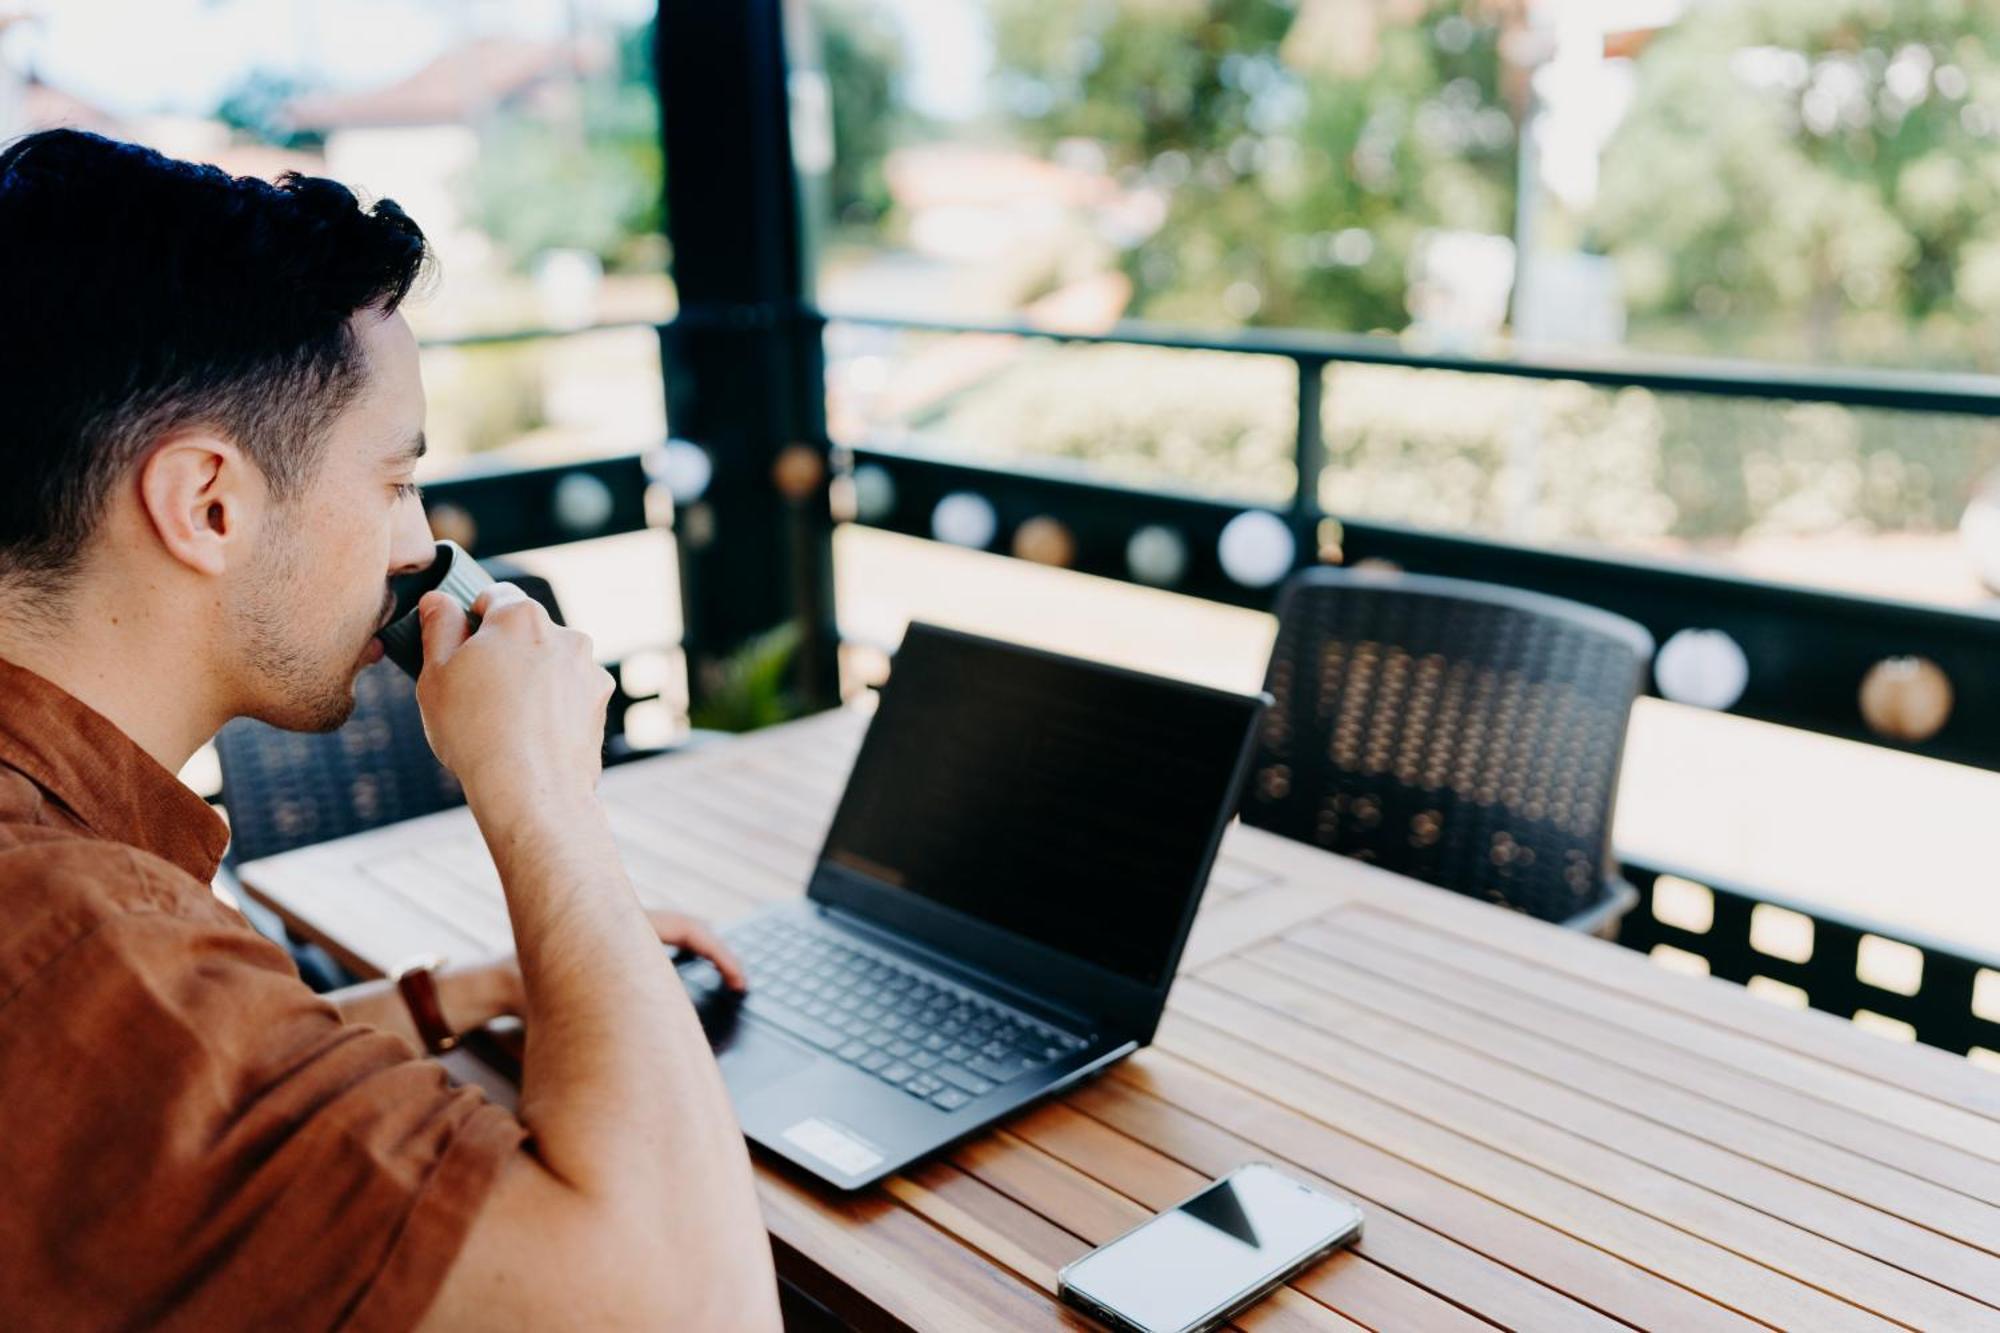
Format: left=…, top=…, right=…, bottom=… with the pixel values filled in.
left=392, top=430, right=427, bottom=464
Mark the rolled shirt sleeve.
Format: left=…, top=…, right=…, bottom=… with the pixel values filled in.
left=0, top=842, right=526, bottom=1332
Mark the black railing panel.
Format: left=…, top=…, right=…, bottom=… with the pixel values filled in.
left=1619, top=857, right=2000, bottom=1059
left=844, top=440, right=2000, bottom=772
left=417, top=454, right=651, bottom=557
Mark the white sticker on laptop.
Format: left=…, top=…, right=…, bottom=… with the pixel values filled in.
left=782, top=1118, right=884, bottom=1176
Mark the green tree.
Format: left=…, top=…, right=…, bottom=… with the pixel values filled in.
left=990, top=0, right=1520, bottom=331
left=819, top=0, right=904, bottom=227
left=461, top=21, right=664, bottom=270
left=461, top=11, right=905, bottom=269
left=1590, top=0, right=2000, bottom=370
left=216, top=70, right=320, bottom=150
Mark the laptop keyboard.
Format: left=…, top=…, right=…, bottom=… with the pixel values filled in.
left=679, top=915, right=1093, bottom=1113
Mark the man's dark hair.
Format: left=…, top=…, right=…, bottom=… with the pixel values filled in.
left=0, top=128, right=429, bottom=599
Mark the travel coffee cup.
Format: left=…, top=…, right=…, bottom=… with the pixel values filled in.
left=376, top=539, right=496, bottom=678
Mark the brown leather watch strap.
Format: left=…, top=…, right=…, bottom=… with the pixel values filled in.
left=393, top=956, right=458, bottom=1054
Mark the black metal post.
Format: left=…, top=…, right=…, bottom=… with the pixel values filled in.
left=654, top=0, right=839, bottom=715
left=1291, top=353, right=1328, bottom=563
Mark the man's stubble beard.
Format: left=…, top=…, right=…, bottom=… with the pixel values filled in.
left=237, top=512, right=369, bottom=735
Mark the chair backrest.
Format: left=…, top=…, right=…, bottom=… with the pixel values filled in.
left=217, top=568, right=561, bottom=866
left=1243, top=567, right=1653, bottom=923
left=217, top=661, right=464, bottom=866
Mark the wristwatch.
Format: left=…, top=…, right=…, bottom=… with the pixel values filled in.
left=392, top=953, right=459, bottom=1054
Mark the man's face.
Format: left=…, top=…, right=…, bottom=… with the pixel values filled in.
left=232, top=310, right=436, bottom=732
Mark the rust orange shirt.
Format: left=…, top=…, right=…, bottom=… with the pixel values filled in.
left=0, top=655, right=526, bottom=1331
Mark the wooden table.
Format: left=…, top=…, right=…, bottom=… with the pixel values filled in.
left=242, top=708, right=2000, bottom=1330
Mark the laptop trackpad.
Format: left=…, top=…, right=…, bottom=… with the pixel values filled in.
left=715, top=1025, right=815, bottom=1096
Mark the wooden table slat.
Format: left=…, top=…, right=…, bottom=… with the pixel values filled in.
left=667, top=759, right=839, bottom=839
left=886, top=1162, right=1081, bottom=1297
left=1336, top=908, right=2000, bottom=1173
left=600, top=783, right=820, bottom=889
left=1108, top=1051, right=1774, bottom=1331
left=944, top=1134, right=1361, bottom=1332
left=1264, top=930, right=2000, bottom=1254
left=1065, top=1076, right=1626, bottom=1333
left=1193, top=955, right=2000, bottom=1312
left=1173, top=971, right=1995, bottom=1328
left=283, top=853, right=498, bottom=964
left=1158, top=1013, right=1893, bottom=1331
left=392, top=845, right=517, bottom=949
left=1354, top=882, right=2000, bottom=1125
left=756, top=1165, right=1089, bottom=1332
left=596, top=806, right=795, bottom=918
left=998, top=1109, right=1497, bottom=1333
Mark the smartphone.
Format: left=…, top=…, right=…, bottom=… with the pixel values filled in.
left=1057, top=1163, right=1363, bottom=1333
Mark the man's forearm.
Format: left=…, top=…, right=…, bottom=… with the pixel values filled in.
left=469, top=791, right=774, bottom=1305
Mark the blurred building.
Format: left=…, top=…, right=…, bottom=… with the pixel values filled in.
left=277, top=37, right=608, bottom=271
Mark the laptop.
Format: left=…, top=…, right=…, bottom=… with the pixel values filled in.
left=675, top=623, right=1269, bottom=1189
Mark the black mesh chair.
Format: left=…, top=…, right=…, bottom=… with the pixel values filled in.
left=1242, top=567, right=1654, bottom=935
left=217, top=661, right=467, bottom=867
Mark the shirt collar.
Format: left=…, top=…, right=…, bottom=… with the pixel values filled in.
left=0, top=655, right=229, bottom=884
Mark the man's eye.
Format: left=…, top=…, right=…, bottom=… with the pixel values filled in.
left=393, top=482, right=423, bottom=502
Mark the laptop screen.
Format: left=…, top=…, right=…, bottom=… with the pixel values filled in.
left=818, top=626, right=1262, bottom=989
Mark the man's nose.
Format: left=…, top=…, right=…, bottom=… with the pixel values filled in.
left=388, top=496, right=438, bottom=576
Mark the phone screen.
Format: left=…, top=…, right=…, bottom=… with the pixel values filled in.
left=1061, top=1164, right=1362, bottom=1333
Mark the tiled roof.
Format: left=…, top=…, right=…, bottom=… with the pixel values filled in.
left=280, top=36, right=607, bottom=132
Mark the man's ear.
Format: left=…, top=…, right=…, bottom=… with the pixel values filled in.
left=135, top=431, right=262, bottom=578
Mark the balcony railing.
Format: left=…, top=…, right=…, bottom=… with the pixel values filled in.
left=396, top=309, right=2000, bottom=1061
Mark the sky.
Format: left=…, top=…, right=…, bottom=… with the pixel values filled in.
left=7, top=0, right=1670, bottom=159
left=6, top=0, right=988, bottom=120
left=8, top=0, right=654, bottom=116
